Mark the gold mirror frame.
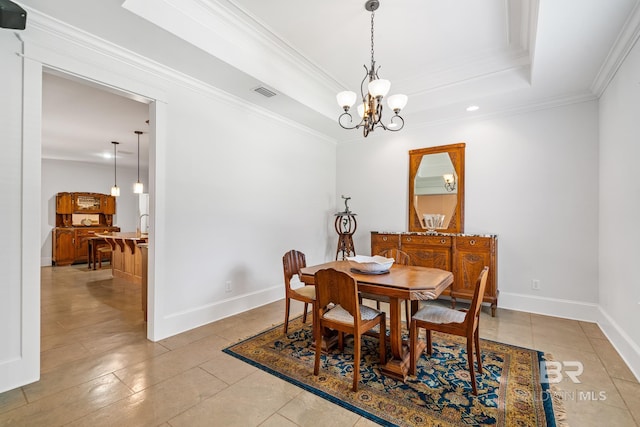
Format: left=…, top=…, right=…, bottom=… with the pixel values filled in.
left=408, top=143, right=465, bottom=233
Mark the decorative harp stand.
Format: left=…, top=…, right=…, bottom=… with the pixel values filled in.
left=335, top=195, right=357, bottom=260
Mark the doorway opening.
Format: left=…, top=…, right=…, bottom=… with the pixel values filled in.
left=41, top=68, right=155, bottom=347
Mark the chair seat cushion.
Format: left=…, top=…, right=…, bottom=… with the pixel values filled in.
left=292, top=285, right=315, bottom=300
left=413, top=304, right=466, bottom=324
left=323, top=304, right=381, bottom=324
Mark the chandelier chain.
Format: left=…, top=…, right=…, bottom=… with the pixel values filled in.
left=370, top=10, right=375, bottom=68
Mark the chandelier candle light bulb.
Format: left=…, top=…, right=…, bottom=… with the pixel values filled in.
left=336, top=0, right=408, bottom=137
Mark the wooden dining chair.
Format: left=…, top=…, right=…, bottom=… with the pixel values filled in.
left=409, top=266, right=489, bottom=395
left=359, top=248, right=412, bottom=326
left=282, top=250, right=316, bottom=334
left=313, top=268, right=386, bottom=392
left=96, top=245, right=112, bottom=269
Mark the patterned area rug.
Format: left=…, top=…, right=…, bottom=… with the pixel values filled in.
left=223, top=317, right=565, bottom=426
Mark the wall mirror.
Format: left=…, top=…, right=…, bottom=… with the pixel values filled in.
left=408, top=143, right=465, bottom=233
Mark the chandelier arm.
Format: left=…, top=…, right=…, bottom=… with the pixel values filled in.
left=374, top=65, right=381, bottom=80
left=338, top=111, right=363, bottom=130
left=360, top=65, right=370, bottom=100
left=387, top=114, right=405, bottom=132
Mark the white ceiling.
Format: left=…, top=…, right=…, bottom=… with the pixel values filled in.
left=39, top=0, right=640, bottom=165
left=42, top=71, right=150, bottom=168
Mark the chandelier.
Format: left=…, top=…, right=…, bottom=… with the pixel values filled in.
left=336, top=0, right=408, bottom=137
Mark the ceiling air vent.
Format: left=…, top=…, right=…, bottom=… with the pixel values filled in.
left=253, top=86, right=277, bottom=98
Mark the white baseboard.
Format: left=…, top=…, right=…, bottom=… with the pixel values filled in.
left=499, top=291, right=640, bottom=381
left=154, top=285, right=284, bottom=341
left=41, top=257, right=51, bottom=267
left=596, top=307, right=640, bottom=382
left=498, top=291, right=600, bottom=322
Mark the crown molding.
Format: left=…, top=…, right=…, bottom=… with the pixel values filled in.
left=398, top=0, right=536, bottom=94
left=408, top=92, right=598, bottom=131
left=20, top=6, right=337, bottom=144
left=194, top=0, right=342, bottom=92
left=122, top=0, right=342, bottom=116
left=591, top=1, right=640, bottom=96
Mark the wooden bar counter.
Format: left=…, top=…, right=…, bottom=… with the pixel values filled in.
left=96, top=232, right=147, bottom=285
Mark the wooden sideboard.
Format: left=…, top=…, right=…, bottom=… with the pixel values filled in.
left=53, top=227, right=120, bottom=266
left=52, top=192, right=119, bottom=266
left=371, top=231, right=498, bottom=316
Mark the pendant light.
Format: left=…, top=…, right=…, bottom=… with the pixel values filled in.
left=110, top=141, right=120, bottom=197
left=133, top=130, right=144, bottom=194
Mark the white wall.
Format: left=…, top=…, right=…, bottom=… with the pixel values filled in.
left=598, top=37, right=640, bottom=378
left=41, top=159, right=146, bottom=265
left=156, top=86, right=336, bottom=336
left=0, top=30, right=41, bottom=393
left=337, top=101, right=600, bottom=316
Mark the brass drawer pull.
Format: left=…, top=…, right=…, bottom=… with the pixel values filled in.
left=382, top=236, right=387, bottom=241
left=406, top=237, right=412, bottom=242
left=469, top=239, right=476, bottom=245
left=440, top=239, right=447, bottom=244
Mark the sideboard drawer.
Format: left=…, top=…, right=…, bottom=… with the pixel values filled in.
left=401, top=234, right=452, bottom=247
left=371, top=233, right=400, bottom=252
left=455, top=236, right=492, bottom=250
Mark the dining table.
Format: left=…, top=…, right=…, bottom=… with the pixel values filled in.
left=299, top=260, right=453, bottom=381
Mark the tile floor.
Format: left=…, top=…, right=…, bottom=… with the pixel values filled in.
left=0, top=265, right=638, bottom=426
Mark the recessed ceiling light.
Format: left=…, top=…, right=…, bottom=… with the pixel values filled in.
left=466, top=105, right=479, bottom=112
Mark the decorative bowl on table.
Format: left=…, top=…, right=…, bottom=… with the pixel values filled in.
left=346, top=255, right=395, bottom=274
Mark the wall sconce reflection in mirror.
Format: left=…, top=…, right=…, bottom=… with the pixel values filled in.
left=443, top=174, right=456, bottom=192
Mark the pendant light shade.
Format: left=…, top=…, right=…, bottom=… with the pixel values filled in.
left=133, top=130, right=144, bottom=194
left=337, top=91, right=357, bottom=110
left=110, top=141, right=120, bottom=197
left=387, top=94, right=408, bottom=112
left=367, top=78, right=390, bottom=98
left=133, top=182, right=144, bottom=194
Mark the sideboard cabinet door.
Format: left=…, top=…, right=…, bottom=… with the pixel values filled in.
left=452, top=236, right=498, bottom=316
left=102, top=195, right=116, bottom=215
left=56, top=192, right=73, bottom=214
left=53, top=228, right=75, bottom=266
